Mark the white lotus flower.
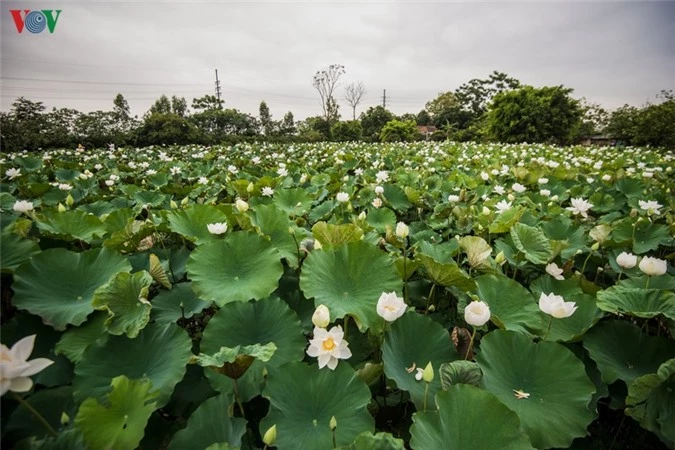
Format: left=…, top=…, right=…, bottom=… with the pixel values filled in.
left=207, top=222, right=228, bottom=235
left=372, top=198, right=383, bottom=208
left=312, top=304, right=330, bottom=328
left=512, top=183, right=526, bottom=193
left=448, top=194, right=460, bottom=202
left=493, top=185, right=506, bottom=195
left=495, top=200, right=512, bottom=213
left=638, top=200, right=662, bottom=216
left=540, top=189, right=551, bottom=197
left=306, top=325, right=352, bottom=370
left=616, top=252, right=637, bottom=269
left=5, top=168, right=21, bottom=180
left=376, top=170, right=389, bottom=183
left=538, top=293, right=578, bottom=318
left=170, top=166, right=181, bottom=175
left=58, top=183, right=72, bottom=191
left=13, top=200, right=34, bottom=213
left=1, top=335, right=54, bottom=396
left=538, top=178, right=549, bottom=184
left=464, top=301, right=491, bottom=327
left=336, top=192, right=350, bottom=203
left=376, top=292, right=406, bottom=322
left=262, top=187, right=274, bottom=197
left=198, top=176, right=209, bottom=185
left=566, top=198, right=593, bottom=218
left=375, top=186, right=384, bottom=195
left=545, top=263, right=565, bottom=280
left=638, top=257, right=667, bottom=276
left=396, top=222, right=409, bottom=239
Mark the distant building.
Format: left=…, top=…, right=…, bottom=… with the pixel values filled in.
left=579, top=135, right=617, bottom=146
left=417, top=125, right=438, bottom=140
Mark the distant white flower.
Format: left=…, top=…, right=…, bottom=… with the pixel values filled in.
left=480, top=171, right=489, bottom=181
left=512, top=183, right=526, bottom=193
left=354, top=168, right=364, bottom=176
left=105, top=179, right=115, bottom=186
left=396, top=222, right=409, bottom=239
left=207, top=222, right=228, bottom=235
left=235, top=199, right=249, bottom=212
left=228, top=165, right=239, bottom=175
left=198, top=177, right=209, bottom=185
left=312, top=304, right=330, bottom=328
left=146, top=169, right=157, bottom=175
left=616, top=252, right=637, bottom=269
left=538, top=178, right=549, bottom=184
left=464, top=301, right=491, bottom=327
left=336, top=192, right=349, bottom=203
left=13, top=200, right=34, bottom=213
left=306, top=325, right=352, bottom=370
left=540, top=189, right=551, bottom=197
left=376, top=292, right=406, bottom=322
left=170, top=166, right=181, bottom=176
left=448, top=195, right=460, bottom=203
left=375, top=186, right=384, bottom=195
left=372, top=198, right=382, bottom=208
left=602, top=174, right=612, bottom=182
left=638, top=257, right=667, bottom=276
left=495, top=200, right=512, bottom=213
left=5, top=168, right=21, bottom=180
left=538, top=293, right=578, bottom=318
left=642, top=171, right=653, bottom=178
left=566, top=198, right=593, bottom=218
left=251, top=156, right=261, bottom=165
left=262, top=187, right=274, bottom=197
left=376, top=170, right=389, bottom=183
left=493, top=185, right=505, bottom=195
left=545, top=263, right=565, bottom=280
left=638, top=200, right=662, bottom=216
left=277, top=167, right=288, bottom=177
left=415, top=367, right=424, bottom=381
left=0, top=335, right=54, bottom=396
left=58, top=183, right=72, bottom=191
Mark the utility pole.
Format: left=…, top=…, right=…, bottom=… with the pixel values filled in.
left=214, top=69, right=222, bottom=105
left=382, top=89, right=387, bottom=108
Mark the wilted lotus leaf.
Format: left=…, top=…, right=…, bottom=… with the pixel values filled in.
left=196, top=343, right=277, bottom=379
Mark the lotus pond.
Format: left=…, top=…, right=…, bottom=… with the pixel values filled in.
left=1, top=142, right=674, bottom=449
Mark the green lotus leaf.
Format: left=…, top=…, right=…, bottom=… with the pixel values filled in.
left=133, top=190, right=167, bottom=208
left=312, top=221, right=364, bottom=249
left=488, top=206, right=525, bottom=234
left=149, top=253, right=172, bottom=289
left=0, top=229, right=40, bottom=273
left=78, top=201, right=119, bottom=217
left=582, top=320, right=675, bottom=386
left=273, top=188, right=313, bottom=215
left=259, top=362, right=375, bottom=449
left=540, top=218, right=588, bottom=260
left=382, top=312, right=457, bottom=410
left=90, top=270, right=153, bottom=338
left=410, top=385, right=535, bottom=450
left=474, top=274, right=545, bottom=334
left=418, top=254, right=475, bottom=291
left=4, top=386, right=76, bottom=442
left=417, top=240, right=458, bottom=263
left=596, top=286, right=675, bottom=320
left=196, top=343, right=277, bottom=367
left=187, top=231, right=283, bottom=306
left=167, top=204, right=229, bottom=243
left=55, top=312, right=109, bottom=364
left=336, top=431, right=405, bottom=450
left=439, top=360, right=483, bottom=389
left=74, top=376, right=157, bottom=450
left=251, top=203, right=303, bottom=267
left=611, top=218, right=673, bottom=254
left=73, top=322, right=192, bottom=408
left=36, top=210, right=107, bottom=243
left=151, top=282, right=212, bottom=325
left=102, top=217, right=155, bottom=253
left=299, top=241, right=402, bottom=331
left=167, top=394, right=247, bottom=450
left=476, top=330, right=596, bottom=449
left=625, top=358, right=675, bottom=448
left=308, top=200, right=337, bottom=223
left=458, top=235, right=492, bottom=269
left=510, top=223, right=553, bottom=265
left=382, top=184, right=411, bottom=211
left=365, top=207, right=397, bottom=231
left=102, top=208, right=136, bottom=233
left=13, top=248, right=132, bottom=330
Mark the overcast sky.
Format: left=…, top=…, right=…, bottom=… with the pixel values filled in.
left=2, top=1, right=674, bottom=120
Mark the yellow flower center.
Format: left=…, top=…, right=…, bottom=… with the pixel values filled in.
left=384, top=305, right=396, bottom=312
left=322, top=337, right=336, bottom=351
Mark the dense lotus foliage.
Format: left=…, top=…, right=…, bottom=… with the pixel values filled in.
left=1, top=141, right=674, bottom=449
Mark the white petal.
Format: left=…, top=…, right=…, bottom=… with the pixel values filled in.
left=10, top=377, right=33, bottom=393
left=21, top=358, right=54, bottom=377
left=326, top=357, right=338, bottom=370
left=338, top=343, right=352, bottom=360
left=10, top=335, right=36, bottom=362
left=306, top=345, right=320, bottom=358
left=317, top=354, right=331, bottom=369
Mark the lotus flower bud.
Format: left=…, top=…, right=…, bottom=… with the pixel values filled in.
left=495, top=251, right=506, bottom=265
left=396, top=222, right=409, bottom=239
left=65, top=193, right=74, bottom=206
left=247, top=182, right=254, bottom=193
left=57, top=203, right=67, bottom=213
left=170, top=200, right=178, bottom=209
left=235, top=199, right=249, bottom=212
left=329, top=416, right=337, bottom=431
left=591, top=242, right=600, bottom=251
left=312, top=304, right=330, bottom=328
left=422, top=362, right=434, bottom=383
left=262, top=425, right=277, bottom=446
left=181, top=196, right=189, bottom=206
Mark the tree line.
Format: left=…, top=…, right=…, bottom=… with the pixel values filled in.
left=1, top=68, right=673, bottom=152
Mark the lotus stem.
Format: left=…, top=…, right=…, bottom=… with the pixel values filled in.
left=12, top=392, right=58, bottom=437
left=402, top=243, right=409, bottom=304
left=581, top=252, right=593, bottom=276
left=542, top=316, right=553, bottom=341
left=464, top=328, right=477, bottom=360
left=232, top=379, right=246, bottom=420
left=617, top=269, right=623, bottom=281
left=425, top=283, right=436, bottom=315
left=423, top=382, right=430, bottom=411
left=645, top=276, right=651, bottom=290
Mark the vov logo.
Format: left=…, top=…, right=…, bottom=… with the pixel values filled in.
left=10, top=9, right=62, bottom=34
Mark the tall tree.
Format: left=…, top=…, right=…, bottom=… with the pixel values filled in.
left=487, top=85, right=582, bottom=145
left=112, top=94, right=130, bottom=121
left=360, top=106, right=395, bottom=141
left=344, top=82, right=365, bottom=120
left=149, top=95, right=172, bottom=115
left=259, top=101, right=274, bottom=136
left=192, top=95, right=224, bottom=111
left=279, top=111, right=296, bottom=136
left=313, top=64, right=345, bottom=131
left=455, top=71, right=521, bottom=117
left=171, top=96, right=188, bottom=117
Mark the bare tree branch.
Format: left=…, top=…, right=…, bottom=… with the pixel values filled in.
left=344, top=82, right=365, bottom=120
left=312, top=64, right=345, bottom=124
